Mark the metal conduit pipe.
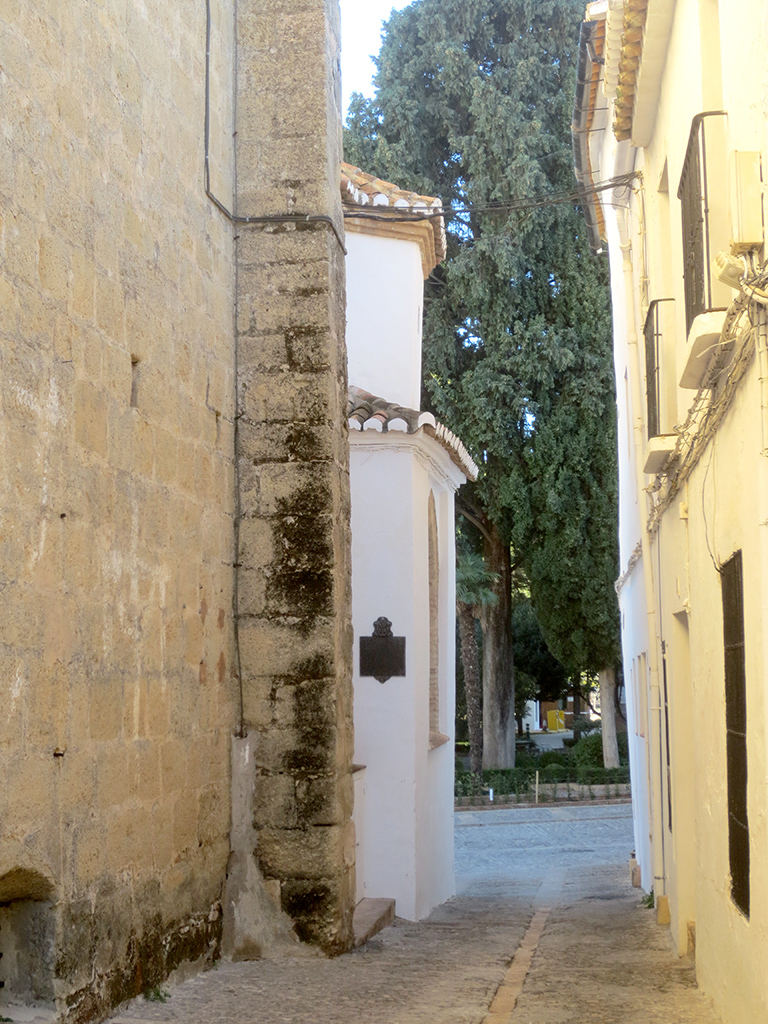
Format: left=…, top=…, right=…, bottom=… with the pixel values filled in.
left=203, top=0, right=346, bottom=254
left=618, top=213, right=668, bottom=899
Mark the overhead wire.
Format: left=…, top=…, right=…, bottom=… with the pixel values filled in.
left=645, top=259, right=768, bottom=535
left=342, top=171, right=640, bottom=226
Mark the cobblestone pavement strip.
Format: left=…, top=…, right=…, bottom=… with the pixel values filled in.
left=106, top=804, right=722, bottom=1024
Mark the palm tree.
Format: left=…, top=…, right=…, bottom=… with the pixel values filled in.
left=456, top=551, right=498, bottom=775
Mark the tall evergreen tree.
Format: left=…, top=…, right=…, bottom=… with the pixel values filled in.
left=345, top=0, right=620, bottom=767
left=456, top=549, right=498, bottom=775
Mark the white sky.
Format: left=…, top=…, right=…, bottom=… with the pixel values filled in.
left=339, top=0, right=411, bottom=116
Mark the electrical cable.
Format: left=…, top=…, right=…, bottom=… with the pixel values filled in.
left=342, top=172, right=640, bottom=227
left=701, top=440, right=720, bottom=573
left=204, top=0, right=346, bottom=254
left=645, top=279, right=764, bottom=534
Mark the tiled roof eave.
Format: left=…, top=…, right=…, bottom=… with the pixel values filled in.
left=340, top=162, right=447, bottom=269
left=347, top=385, right=478, bottom=481
left=610, top=0, right=649, bottom=142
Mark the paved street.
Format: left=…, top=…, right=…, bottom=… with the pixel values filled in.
left=106, top=804, right=722, bottom=1024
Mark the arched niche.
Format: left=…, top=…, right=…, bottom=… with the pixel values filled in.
left=0, top=867, right=57, bottom=1012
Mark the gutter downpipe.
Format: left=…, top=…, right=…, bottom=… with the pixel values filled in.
left=619, top=210, right=668, bottom=903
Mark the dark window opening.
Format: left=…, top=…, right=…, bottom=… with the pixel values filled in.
left=721, top=550, right=749, bottom=917
left=644, top=299, right=674, bottom=439
left=677, top=111, right=728, bottom=333
left=661, top=641, right=673, bottom=834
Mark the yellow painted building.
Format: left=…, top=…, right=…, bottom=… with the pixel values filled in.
left=575, top=1, right=768, bottom=1020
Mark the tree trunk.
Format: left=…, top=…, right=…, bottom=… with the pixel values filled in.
left=599, top=665, right=620, bottom=768
left=457, top=602, right=483, bottom=774
left=479, top=524, right=516, bottom=768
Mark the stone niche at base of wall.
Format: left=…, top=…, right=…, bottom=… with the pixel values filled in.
left=0, top=869, right=57, bottom=1015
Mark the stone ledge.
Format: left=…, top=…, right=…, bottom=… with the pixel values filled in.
left=352, top=898, right=395, bottom=947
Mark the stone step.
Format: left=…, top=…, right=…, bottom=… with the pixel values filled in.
left=352, top=897, right=395, bottom=947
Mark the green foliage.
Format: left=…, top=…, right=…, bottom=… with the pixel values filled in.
left=454, top=761, right=629, bottom=798
left=144, top=987, right=171, bottom=1003
left=512, top=598, right=569, bottom=710
left=572, top=729, right=628, bottom=767
left=537, top=748, right=575, bottom=769
left=456, top=550, right=499, bottom=608
left=641, top=890, right=655, bottom=909
left=344, top=0, right=620, bottom=682
left=571, top=712, right=600, bottom=737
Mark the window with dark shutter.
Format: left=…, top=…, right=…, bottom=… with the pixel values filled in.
left=721, top=550, right=749, bottom=917
left=677, top=111, right=728, bottom=333
left=643, top=299, right=673, bottom=439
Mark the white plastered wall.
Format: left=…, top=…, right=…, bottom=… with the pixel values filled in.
left=345, top=232, right=424, bottom=410
left=349, top=432, right=461, bottom=921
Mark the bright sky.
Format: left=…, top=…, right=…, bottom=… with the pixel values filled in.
left=339, top=0, right=411, bottom=117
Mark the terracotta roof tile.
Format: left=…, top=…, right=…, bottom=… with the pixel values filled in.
left=347, top=385, right=478, bottom=481
left=341, top=162, right=447, bottom=265
left=603, top=0, right=649, bottom=141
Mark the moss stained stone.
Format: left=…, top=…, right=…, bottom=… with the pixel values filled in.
left=234, top=0, right=354, bottom=958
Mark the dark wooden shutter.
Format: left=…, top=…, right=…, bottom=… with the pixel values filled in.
left=721, top=550, right=749, bottom=917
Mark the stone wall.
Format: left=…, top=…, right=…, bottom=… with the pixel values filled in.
left=233, top=0, right=356, bottom=954
left=0, top=0, right=354, bottom=1012
left=0, top=1, right=237, bottom=1017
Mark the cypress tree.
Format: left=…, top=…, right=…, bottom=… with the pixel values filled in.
left=345, top=0, right=620, bottom=767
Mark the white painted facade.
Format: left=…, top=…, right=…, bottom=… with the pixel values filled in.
left=349, top=434, right=463, bottom=920
left=345, top=232, right=424, bottom=411
left=344, top=184, right=471, bottom=921
left=577, top=2, right=768, bottom=1020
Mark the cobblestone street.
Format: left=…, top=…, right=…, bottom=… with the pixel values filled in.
left=106, top=805, right=722, bottom=1024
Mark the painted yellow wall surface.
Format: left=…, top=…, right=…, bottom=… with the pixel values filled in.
left=590, top=1, right=768, bottom=1021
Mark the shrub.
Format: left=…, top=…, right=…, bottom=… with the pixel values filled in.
left=572, top=713, right=600, bottom=736
left=572, top=731, right=604, bottom=767
left=514, top=749, right=538, bottom=770
left=572, top=730, right=630, bottom=767
left=575, top=765, right=630, bottom=786
left=538, top=748, right=575, bottom=769
left=539, top=763, right=572, bottom=782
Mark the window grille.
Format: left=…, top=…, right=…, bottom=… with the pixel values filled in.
left=721, top=550, right=749, bottom=917
left=643, top=299, right=673, bottom=439
left=677, top=111, right=728, bottom=334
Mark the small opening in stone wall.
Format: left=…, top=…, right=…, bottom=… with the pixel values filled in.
left=0, top=869, right=57, bottom=1020
left=130, top=355, right=141, bottom=409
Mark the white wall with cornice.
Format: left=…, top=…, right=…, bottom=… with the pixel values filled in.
left=345, top=231, right=424, bottom=409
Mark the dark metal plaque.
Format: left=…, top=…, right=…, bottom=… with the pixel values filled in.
left=359, top=617, right=406, bottom=683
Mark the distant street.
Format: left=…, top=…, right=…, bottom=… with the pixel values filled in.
left=105, top=804, right=721, bottom=1024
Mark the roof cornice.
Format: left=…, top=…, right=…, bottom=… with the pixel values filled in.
left=340, top=163, right=447, bottom=278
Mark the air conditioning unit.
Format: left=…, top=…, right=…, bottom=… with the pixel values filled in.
left=729, top=151, right=764, bottom=254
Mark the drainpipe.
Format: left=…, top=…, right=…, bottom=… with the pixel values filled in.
left=618, top=213, right=668, bottom=905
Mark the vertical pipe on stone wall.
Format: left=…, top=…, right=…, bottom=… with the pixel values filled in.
left=231, top=0, right=246, bottom=738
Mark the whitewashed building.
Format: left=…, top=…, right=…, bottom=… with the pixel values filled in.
left=574, top=2, right=768, bottom=1020
left=341, top=165, right=477, bottom=921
